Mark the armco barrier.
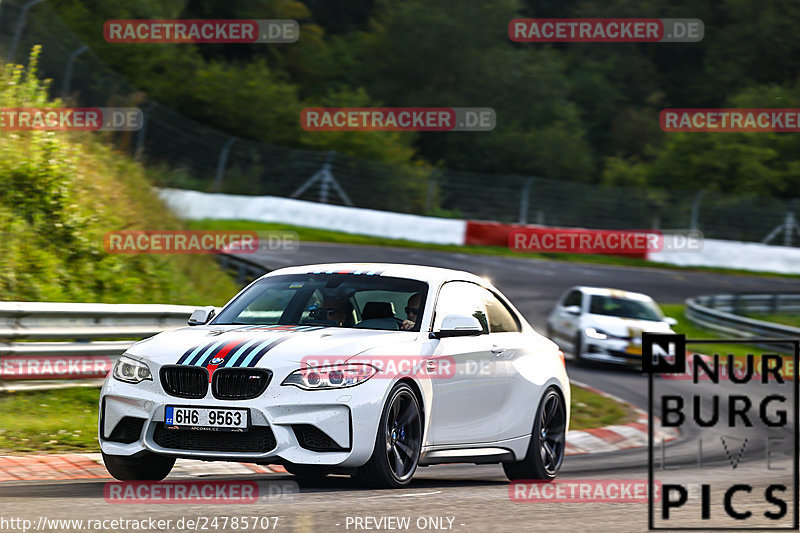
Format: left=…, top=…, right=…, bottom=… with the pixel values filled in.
left=0, top=302, right=197, bottom=386
left=685, top=293, right=800, bottom=352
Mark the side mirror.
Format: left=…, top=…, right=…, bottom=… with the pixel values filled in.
left=430, top=314, right=483, bottom=339
left=188, top=306, right=216, bottom=326
left=564, top=305, right=581, bottom=315
left=663, top=316, right=678, bottom=326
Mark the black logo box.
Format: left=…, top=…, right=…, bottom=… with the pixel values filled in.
left=644, top=333, right=800, bottom=530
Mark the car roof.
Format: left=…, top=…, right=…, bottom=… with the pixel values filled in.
left=572, top=286, right=654, bottom=301
left=262, top=263, right=487, bottom=286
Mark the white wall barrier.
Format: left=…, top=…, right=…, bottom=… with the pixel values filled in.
left=158, top=188, right=467, bottom=246
left=651, top=235, right=800, bottom=275
left=160, top=188, right=800, bottom=275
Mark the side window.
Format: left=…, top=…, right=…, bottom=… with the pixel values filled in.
left=562, top=290, right=583, bottom=309
left=433, top=282, right=489, bottom=334
left=480, top=289, right=521, bottom=333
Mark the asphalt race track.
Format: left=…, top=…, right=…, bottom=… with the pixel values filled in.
left=1, top=244, right=798, bottom=532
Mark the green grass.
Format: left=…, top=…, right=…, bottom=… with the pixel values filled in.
left=661, top=303, right=772, bottom=358
left=0, top=384, right=626, bottom=454
left=187, top=219, right=799, bottom=279
left=744, top=313, right=800, bottom=328
left=0, top=388, right=100, bottom=453
left=569, top=384, right=633, bottom=430
left=0, top=50, right=239, bottom=305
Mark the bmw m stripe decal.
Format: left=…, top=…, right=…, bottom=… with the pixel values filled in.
left=176, top=325, right=324, bottom=368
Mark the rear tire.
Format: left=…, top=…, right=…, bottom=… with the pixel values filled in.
left=102, top=451, right=175, bottom=481
left=355, top=382, right=422, bottom=489
left=503, top=387, right=566, bottom=481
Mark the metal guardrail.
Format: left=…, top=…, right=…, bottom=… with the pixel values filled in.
left=0, top=302, right=197, bottom=387
left=685, top=293, right=800, bottom=351
left=0, top=254, right=269, bottom=389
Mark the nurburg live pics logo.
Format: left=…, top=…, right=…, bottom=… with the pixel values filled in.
left=644, top=332, right=800, bottom=530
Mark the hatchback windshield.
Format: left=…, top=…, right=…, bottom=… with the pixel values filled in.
left=213, top=274, right=428, bottom=331
left=588, top=295, right=662, bottom=322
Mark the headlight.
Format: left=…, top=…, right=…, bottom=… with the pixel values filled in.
left=282, top=363, right=377, bottom=390
left=584, top=327, right=610, bottom=340
left=113, top=355, right=152, bottom=383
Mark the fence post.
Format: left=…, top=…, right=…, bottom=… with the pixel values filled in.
left=6, top=0, right=43, bottom=62
left=212, top=137, right=236, bottom=193
left=425, top=172, right=438, bottom=215
left=132, top=102, right=155, bottom=161
left=690, top=190, right=705, bottom=230
left=60, top=44, right=88, bottom=99
left=518, top=178, right=534, bottom=225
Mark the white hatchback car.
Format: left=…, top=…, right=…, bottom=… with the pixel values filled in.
left=100, top=263, right=569, bottom=488
left=546, top=286, right=677, bottom=367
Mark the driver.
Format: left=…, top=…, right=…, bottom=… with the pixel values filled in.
left=318, top=296, right=350, bottom=326
left=401, top=293, right=422, bottom=331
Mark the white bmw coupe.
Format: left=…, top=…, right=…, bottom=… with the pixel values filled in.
left=99, top=263, right=569, bottom=488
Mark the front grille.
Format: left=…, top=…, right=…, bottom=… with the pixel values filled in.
left=106, top=417, right=145, bottom=443
left=293, top=424, right=348, bottom=452
left=161, top=366, right=208, bottom=398
left=153, top=425, right=276, bottom=453
left=212, top=368, right=272, bottom=400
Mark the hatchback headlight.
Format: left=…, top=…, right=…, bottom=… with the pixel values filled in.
left=113, top=355, right=152, bottom=383
left=585, top=327, right=612, bottom=340
left=282, top=363, right=377, bottom=390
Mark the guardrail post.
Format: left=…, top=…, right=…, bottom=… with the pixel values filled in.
left=772, top=294, right=780, bottom=313
left=732, top=293, right=741, bottom=315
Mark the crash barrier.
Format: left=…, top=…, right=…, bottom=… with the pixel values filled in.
left=685, top=293, right=800, bottom=353
left=215, top=252, right=270, bottom=286
left=0, top=302, right=197, bottom=385
left=158, top=188, right=468, bottom=246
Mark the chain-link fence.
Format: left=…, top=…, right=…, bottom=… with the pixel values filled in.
left=1, top=0, right=798, bottom=245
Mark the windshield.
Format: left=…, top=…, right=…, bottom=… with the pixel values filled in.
left=213, top=274, right=428, bottom=332
left=588, top=295, right=662, bottom=322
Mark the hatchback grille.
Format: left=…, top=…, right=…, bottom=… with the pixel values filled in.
left=161, top=366, right=208, bottom=398
left=212, top=368, right=272, bottom=400
left=153, top=425, right=276, bottom=453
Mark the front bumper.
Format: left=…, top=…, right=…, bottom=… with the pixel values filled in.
left=99, top=372, right=390, bottom=468
left=580, top=337, right=643, bottom=366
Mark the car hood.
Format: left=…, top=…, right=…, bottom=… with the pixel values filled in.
left=584, top=314, right=673, bottom=338
left=125, top=324, right=417, bottom=368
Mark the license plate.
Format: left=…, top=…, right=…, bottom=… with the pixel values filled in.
left=625, top=344, right=643, bottom=355
left=165, top=406, right=249, bottom=432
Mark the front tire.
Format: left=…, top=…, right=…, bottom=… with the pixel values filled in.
left=503, top=387, right=566, bottom=481
left=102, top=451, right=175, bottom=481
left=355, top=382, right=422, bottom=489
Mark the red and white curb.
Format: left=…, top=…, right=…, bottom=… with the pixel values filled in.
left=565, top=380, right=679, bottom=455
